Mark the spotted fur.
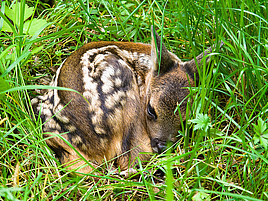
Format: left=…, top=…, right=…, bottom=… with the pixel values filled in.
left=32, top=27, right=221, bottom=173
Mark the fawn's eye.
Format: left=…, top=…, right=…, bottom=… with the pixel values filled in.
left=147, top=102, right=157, bottom=120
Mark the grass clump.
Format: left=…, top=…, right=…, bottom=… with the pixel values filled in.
left=0, top=0, right=267, bottom=200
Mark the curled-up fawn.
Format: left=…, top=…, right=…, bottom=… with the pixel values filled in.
left=32, top=26, right=221, bottom=174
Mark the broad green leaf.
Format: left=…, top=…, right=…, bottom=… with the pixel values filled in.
left=253, top=117, right=268, bottom=135
left=258, top=118, right=267, bottom=133
left=2, top=2, right=36, bottom=33
left=23, top=19, right=48, bottom=36
left=253, top=117, right=268, bottom=150
left=253, top=135, right=260, bottom=144
left=0, top=5, right=16, bottom=32
left=4, top=6, right=15, bottom=22
left=263, top=133, right=268, bottom=138
left=9, top=2, right=34, bottom=25
left=260, top=137, right=268, bottom=150
left=1, top=20, right=15, bottom=33
left=189, top=113, right=212, bottom=132
left=0, top=77, right=10, bottom=99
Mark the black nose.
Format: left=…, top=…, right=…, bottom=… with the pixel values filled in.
left=151, top=138, right=166, bottom=154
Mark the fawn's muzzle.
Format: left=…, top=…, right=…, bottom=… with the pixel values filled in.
left=151, top=138, right=166, bottom=154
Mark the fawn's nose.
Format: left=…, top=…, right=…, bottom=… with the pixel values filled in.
left=151, top=138, right=166, bottom=154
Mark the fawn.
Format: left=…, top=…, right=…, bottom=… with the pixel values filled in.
left=33, top=26, right=218, bottom=174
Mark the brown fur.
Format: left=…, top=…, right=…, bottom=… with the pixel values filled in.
left=33, top=26, right=221, bottom=174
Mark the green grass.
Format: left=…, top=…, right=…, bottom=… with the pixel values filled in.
left=1, top=0, right=268, bottom=200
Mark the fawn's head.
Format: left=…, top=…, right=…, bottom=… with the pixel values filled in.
left=146, top=27, right=218, bottom=153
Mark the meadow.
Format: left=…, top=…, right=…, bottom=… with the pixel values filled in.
left=0, top=0, right=267, bottom=200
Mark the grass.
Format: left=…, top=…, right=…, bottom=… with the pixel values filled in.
left=0, top=0, right=267, bottom=200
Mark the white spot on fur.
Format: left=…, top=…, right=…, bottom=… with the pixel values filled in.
left=102, top=81, right=113, bottom=94
left=44, top=118, right=61, bottom=131
left=53, top=60, right=65, bottom=107
left=43, top=108, right=52, bottom=116
left=101, top=67, right=115, bottom=94
left=139, top=53, right=145, bottom=57
left=114, top=78, right=122, bottom=87
left=94, top=126, right=106, bottom=135
left=81, top=143, right=88, bottom=152
left=94, top=54, right=106, bottom=66
left=66, top=125, right=76, bottom=133
left=137, top=76, right=142, bottom=86
left=126, top=88, right=137, bottom=102
left=31, top=98, right=39, bottom=105
left=105, top=91, right=126, bottom=109
left=56, top=114, right=70, bottom=124
left=37, top=94, right=48, bottom=101
left=82, top=66, right=98, bottom=96
left=80, top=52, right=91, bottom=69
left=121, top=50, right=133, bottom=61
left=91, top=110, right=104, bottom=125
left=118, top=59, right=129, bottom=70
left=83, top=91, right=91, bottom=99
left=72, top=135, right=82, bottom=144
left=115, top=69, right=121, bottom=76
left=89, top=54, right=108, bottom=76
left=47, top=118, right=56, bottom=127
left=133, top=52, right=138, bottom=59
left=53, top=104, right=70, bottom=123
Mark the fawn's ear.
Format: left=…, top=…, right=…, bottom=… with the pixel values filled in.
left=151, top=26, right=176, bottom=75
left=181, top=41, right=224, bottom=81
